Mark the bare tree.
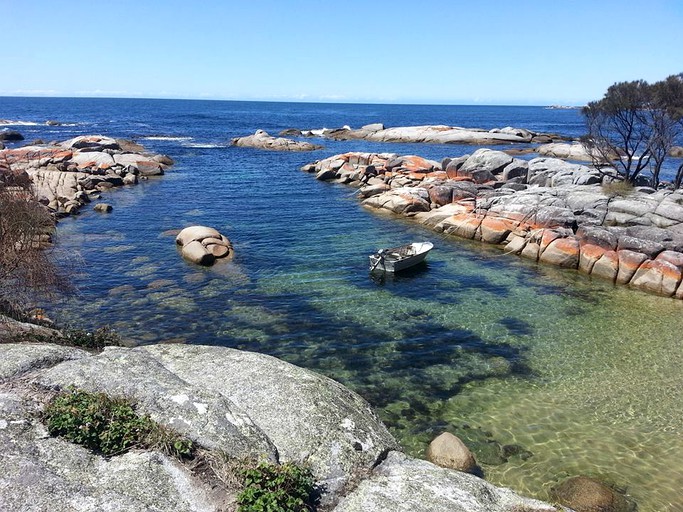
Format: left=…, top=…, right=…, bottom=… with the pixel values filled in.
left=650, top=74, right=683, bottom=187
left=582, top=80, right=653, bottom=183
left=582, top=75, right=683, bottom=186
left=0, top=165, right=71, bottom=321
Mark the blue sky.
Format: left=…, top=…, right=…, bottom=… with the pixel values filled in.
left=2, top=0, right=682, bottom=105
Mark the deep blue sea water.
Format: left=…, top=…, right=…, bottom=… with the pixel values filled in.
left=2, top=98, right=683, bottom=510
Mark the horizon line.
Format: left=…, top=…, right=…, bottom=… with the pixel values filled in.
left=0, top=94, right=586, bottom=109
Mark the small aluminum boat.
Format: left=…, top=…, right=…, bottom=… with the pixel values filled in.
left=369, top=242, right=434, bottom=272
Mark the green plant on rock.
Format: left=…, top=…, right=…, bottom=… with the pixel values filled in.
left=237, top=460, right=316, bottom=512
left=146, top=422, right=195, bottom=460
left=43, top=388, right=194, bottom=459
left=2, top=324, right=123, bottom=349
left=61, top=325, right=123, bottom=349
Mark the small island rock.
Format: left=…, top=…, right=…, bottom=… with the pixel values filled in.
left=93, top=203, right=113, bottom=213
left=0, top=129, right=24, bottom=142
left=231, top=130, right=323, bottom=151
left=175, top=225, right=233, bottom=266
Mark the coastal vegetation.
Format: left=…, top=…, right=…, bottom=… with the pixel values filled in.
left=237, top=461, right=316, bottom=512
left=43, top=388, right=195, bottom=459
left=0, top=164, right=68, bottom=320
left=582, top=73, right=683, bottom=186
left=42, top=386, right=318, bottom=511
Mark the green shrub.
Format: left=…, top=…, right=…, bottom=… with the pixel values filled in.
left=61, top=325, right=123, bottom=349
left=5, top=324, right=124, bottom=349
left=43, top=388, right=194, bottom=459
left=237, top=461, right=316, bottom=512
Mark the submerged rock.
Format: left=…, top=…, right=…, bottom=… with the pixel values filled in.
left=550, top=476, right=636, bottom=512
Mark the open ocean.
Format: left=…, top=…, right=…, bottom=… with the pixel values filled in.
left=2, top=97, right=683, bottom=511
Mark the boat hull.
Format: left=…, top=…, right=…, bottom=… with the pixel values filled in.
left=369, top=242, right=433, bottom=272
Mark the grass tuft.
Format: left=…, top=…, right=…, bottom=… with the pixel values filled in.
left=42, top=388, right=194, bottom=459
left=602, top=179, right=635, bottom=197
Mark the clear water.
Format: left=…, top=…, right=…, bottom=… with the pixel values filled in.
left=2, top=97, right=683, bottom=510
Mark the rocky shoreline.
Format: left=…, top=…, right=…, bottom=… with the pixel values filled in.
left=302, top=150, right=683, bottom=300
left=282, top=123, right=571, bottom=145
left=0, top=135, right=173, bottom=217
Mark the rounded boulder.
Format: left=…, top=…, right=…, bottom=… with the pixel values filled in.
left=426, top=432, right=478, bottom=474
left=176, top=226, right=233, bottom=266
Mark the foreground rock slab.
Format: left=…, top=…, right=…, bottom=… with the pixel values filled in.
left=144, top=344, right=399, bottom=497
left=36, top=346, right=277, bottom=460
left=0, top=343, right=569, bottom=510
left=333, top=452, right=567, bottom=512
left=1, top=343, right=400, bottom=507
left=0, top=394, right=223, bottom=512
left=231, top=129, right=323, bottom=151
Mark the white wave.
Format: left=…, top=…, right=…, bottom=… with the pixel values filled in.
left=182, top=142, right=226, bottom=148
left=142, top=136, right=193, bottom=141
left=0, top=120, right=40, bottom=126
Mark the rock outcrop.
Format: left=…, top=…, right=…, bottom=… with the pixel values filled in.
left=93, top=203, right=113, bottom=213
left=175, top=225, right=233, bottom=266
left=536, top=142, right=608, bottom=162
left=0, top=129, right=24, bottom=142
left=333, top=452, right=565, bottom=512
left=0, top=135, right=173, bottom=216
left=0, top=343, right=569, bottom=511
left=302, top=151, right=683, bottom=300
left=290, top=124, right=568, bottom=145
left=231, top=130, right=323, bottom=151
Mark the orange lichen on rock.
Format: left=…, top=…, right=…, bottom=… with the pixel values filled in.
left=539, top=237, right=580, bottom=268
